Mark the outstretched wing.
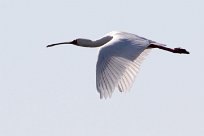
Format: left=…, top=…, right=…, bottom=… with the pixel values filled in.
left=96, top=33, right=151, bottom=99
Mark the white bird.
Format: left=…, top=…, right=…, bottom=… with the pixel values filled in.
left=47, top=31, right=189, bottom=99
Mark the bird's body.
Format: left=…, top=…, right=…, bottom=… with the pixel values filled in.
left=47, top=31, right=189, bottom=99
left=95, top=31, right=164, bottom=98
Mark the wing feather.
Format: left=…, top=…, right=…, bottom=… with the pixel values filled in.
left=117, top=49, right=151, bottom=92
left=96, top=32, right=152, bottom=98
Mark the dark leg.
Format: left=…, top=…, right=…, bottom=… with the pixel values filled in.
left=148, top=44, right=190, bottom=54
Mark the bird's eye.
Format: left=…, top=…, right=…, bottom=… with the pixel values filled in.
left=72, top=39, right=77, bottom=45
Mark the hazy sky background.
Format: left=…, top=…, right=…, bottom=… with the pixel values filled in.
left=0, top=0, right=203, bottom=136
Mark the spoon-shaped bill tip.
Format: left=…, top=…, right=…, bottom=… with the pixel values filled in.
left=47, top=44, right=57, bottom=48
left=46, top=42, right=72, bottom=48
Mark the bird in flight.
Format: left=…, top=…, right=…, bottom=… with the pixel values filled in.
left=47, top=31, right=189, bottom=99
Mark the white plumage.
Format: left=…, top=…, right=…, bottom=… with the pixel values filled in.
left=96, top=31, right=157, bottom=98
left=47, top=31, right=189, bottom=99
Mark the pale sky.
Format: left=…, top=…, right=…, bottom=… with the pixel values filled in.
left=0, top=0, right=203, bottom=136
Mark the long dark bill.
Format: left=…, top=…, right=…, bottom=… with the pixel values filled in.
left=47, top=42, right=71, bottom=48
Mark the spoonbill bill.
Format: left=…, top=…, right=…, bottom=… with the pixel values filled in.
left=47, top=31, right=189, bottom=99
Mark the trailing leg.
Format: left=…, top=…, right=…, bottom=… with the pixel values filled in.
left=148, top=44, right=190, bottom=54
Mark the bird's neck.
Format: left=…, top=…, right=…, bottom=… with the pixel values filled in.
left=77, top=36, right=113, bottom=48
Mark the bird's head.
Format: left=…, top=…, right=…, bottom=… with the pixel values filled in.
left=47, top=38, right=93, bottom=48
left=47, top=35, right=112, bottom=48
